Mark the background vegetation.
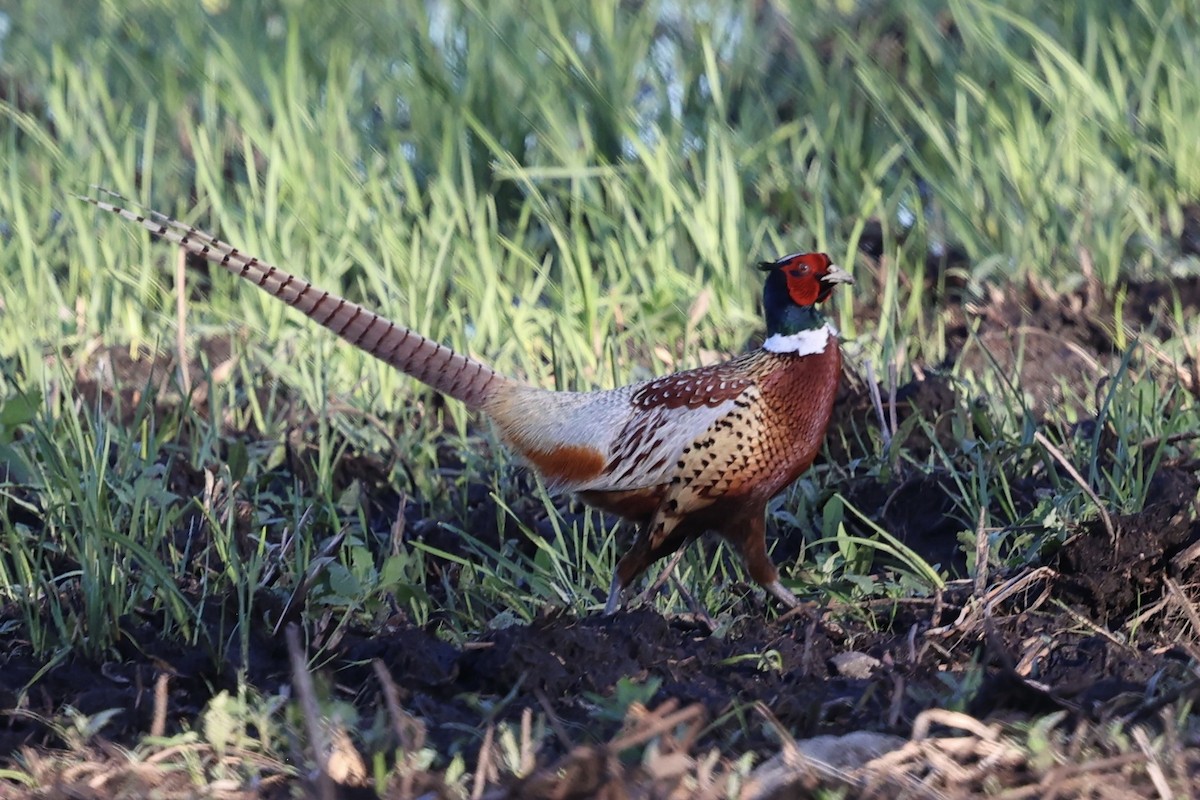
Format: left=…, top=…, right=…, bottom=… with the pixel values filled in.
left=1, top=0, right=1197, bottom=795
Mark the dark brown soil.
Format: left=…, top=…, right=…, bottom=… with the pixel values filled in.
left=4, top=275, right=1200, bottom=797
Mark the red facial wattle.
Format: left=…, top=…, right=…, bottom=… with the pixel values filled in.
left=781, top=253, right=832, bottom=307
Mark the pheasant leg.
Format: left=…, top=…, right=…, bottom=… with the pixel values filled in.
left=604, top=574, right=627, bottom=615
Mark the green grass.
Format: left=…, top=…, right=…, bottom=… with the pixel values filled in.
left=1, top=0, right=1199, bottom=794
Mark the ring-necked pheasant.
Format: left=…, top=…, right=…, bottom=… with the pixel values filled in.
left=78, top=193, right=853, bottom=612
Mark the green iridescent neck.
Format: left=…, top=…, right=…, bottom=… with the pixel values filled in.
left=771, top=304, right=827, bottom=336
left=763, top=268, right=827, bottom=336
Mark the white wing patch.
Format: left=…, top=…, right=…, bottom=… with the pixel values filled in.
left=485, top=379, right=750, bottom=494
left=485, top=353, right=775, bottom=494
left=574, top=395, right=743, bottom=492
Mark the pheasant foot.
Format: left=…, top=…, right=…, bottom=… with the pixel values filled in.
left=765, top=580, right=801, bottom=609
left=668, top=573, right=716, bottom=630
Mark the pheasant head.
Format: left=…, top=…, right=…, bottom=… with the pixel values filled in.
left=758, top=252, right=853, bottom=348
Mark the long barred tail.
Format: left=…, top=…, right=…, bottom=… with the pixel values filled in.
left=76, top=192, right=511, bottom=410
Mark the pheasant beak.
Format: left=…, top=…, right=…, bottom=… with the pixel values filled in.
left=820, top=264, right=855, bottom=286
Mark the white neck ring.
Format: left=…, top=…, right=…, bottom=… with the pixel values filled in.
left=761, top=323, right=835, bottom=355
